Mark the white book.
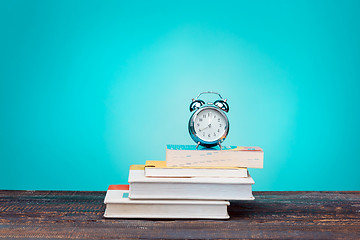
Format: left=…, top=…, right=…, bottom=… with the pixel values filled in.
left=104, top=185, right=230, bottom=219
left=166, top=145, right=264, bottom=168
left=129, top=165, right=255, bottom=200
left=145, top=160, right=248, bottom=178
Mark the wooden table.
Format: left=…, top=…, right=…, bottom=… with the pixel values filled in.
left=0, top=190, right=359, bottom=239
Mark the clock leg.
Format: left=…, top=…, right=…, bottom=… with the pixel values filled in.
left=196, top=142, right=200, bottom=150
left=218, top=142, right=222, bottom=150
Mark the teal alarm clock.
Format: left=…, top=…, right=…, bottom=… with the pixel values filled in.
left=188, top=92, right=229, bottom=149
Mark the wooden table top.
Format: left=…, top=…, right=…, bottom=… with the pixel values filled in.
left=0, top=190, right=359, bottom=239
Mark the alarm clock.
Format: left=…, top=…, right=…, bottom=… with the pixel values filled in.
left=188, top=91, right=229, bottom=149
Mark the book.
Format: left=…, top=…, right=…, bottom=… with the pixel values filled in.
left=145, top=160, right=248, bottom=178
left=166, top=145, right=264, bottom=168
left=128, top=165, right=255, bottom=200
left=104, top=185, right=230, bottom=219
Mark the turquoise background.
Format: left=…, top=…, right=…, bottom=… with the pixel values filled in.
left=1, top=0, right=360, bottom=191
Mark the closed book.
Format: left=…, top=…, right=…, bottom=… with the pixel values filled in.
left=166, top=145, right=264, bottom=168
left=129, top=165, right=255, bottom=200
left=145, top=160, right=248, bottom=178
left=104, top=185, right=230, bottom=219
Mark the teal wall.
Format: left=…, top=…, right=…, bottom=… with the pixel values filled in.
left=1, top=0, right=360, bottom=191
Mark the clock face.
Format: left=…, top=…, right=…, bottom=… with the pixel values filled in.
left=193, top=108, right=227, bottom=142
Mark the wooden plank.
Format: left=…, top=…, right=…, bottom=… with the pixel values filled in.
left=0, top=190, right=359, bottom=239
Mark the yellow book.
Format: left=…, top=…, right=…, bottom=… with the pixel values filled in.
left=145, top=160, right=248, bottom=178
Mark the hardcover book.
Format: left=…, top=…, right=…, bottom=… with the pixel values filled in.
left=104, top=185, right=230, bottom=219
left=166, top=145, right=264, bottom=168
left=128, top=165, right=255, bottom=200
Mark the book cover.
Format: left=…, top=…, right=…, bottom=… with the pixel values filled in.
left=167, top=145, right=263, bottom=151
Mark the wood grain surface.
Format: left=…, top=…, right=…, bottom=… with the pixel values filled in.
left=0, top=190, right=359, bottom=239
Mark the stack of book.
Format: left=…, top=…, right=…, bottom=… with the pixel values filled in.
left=104, top=145, right=263, bottom=219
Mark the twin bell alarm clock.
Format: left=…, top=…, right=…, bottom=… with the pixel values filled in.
left=188, top=91, right=229, bottom=149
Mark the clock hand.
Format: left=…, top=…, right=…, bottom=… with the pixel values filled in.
left=209, top=113, right=215, bottom=126
left=199, top=125, right=210, bottom=131
left=200, top=113, right=213, bottom=131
